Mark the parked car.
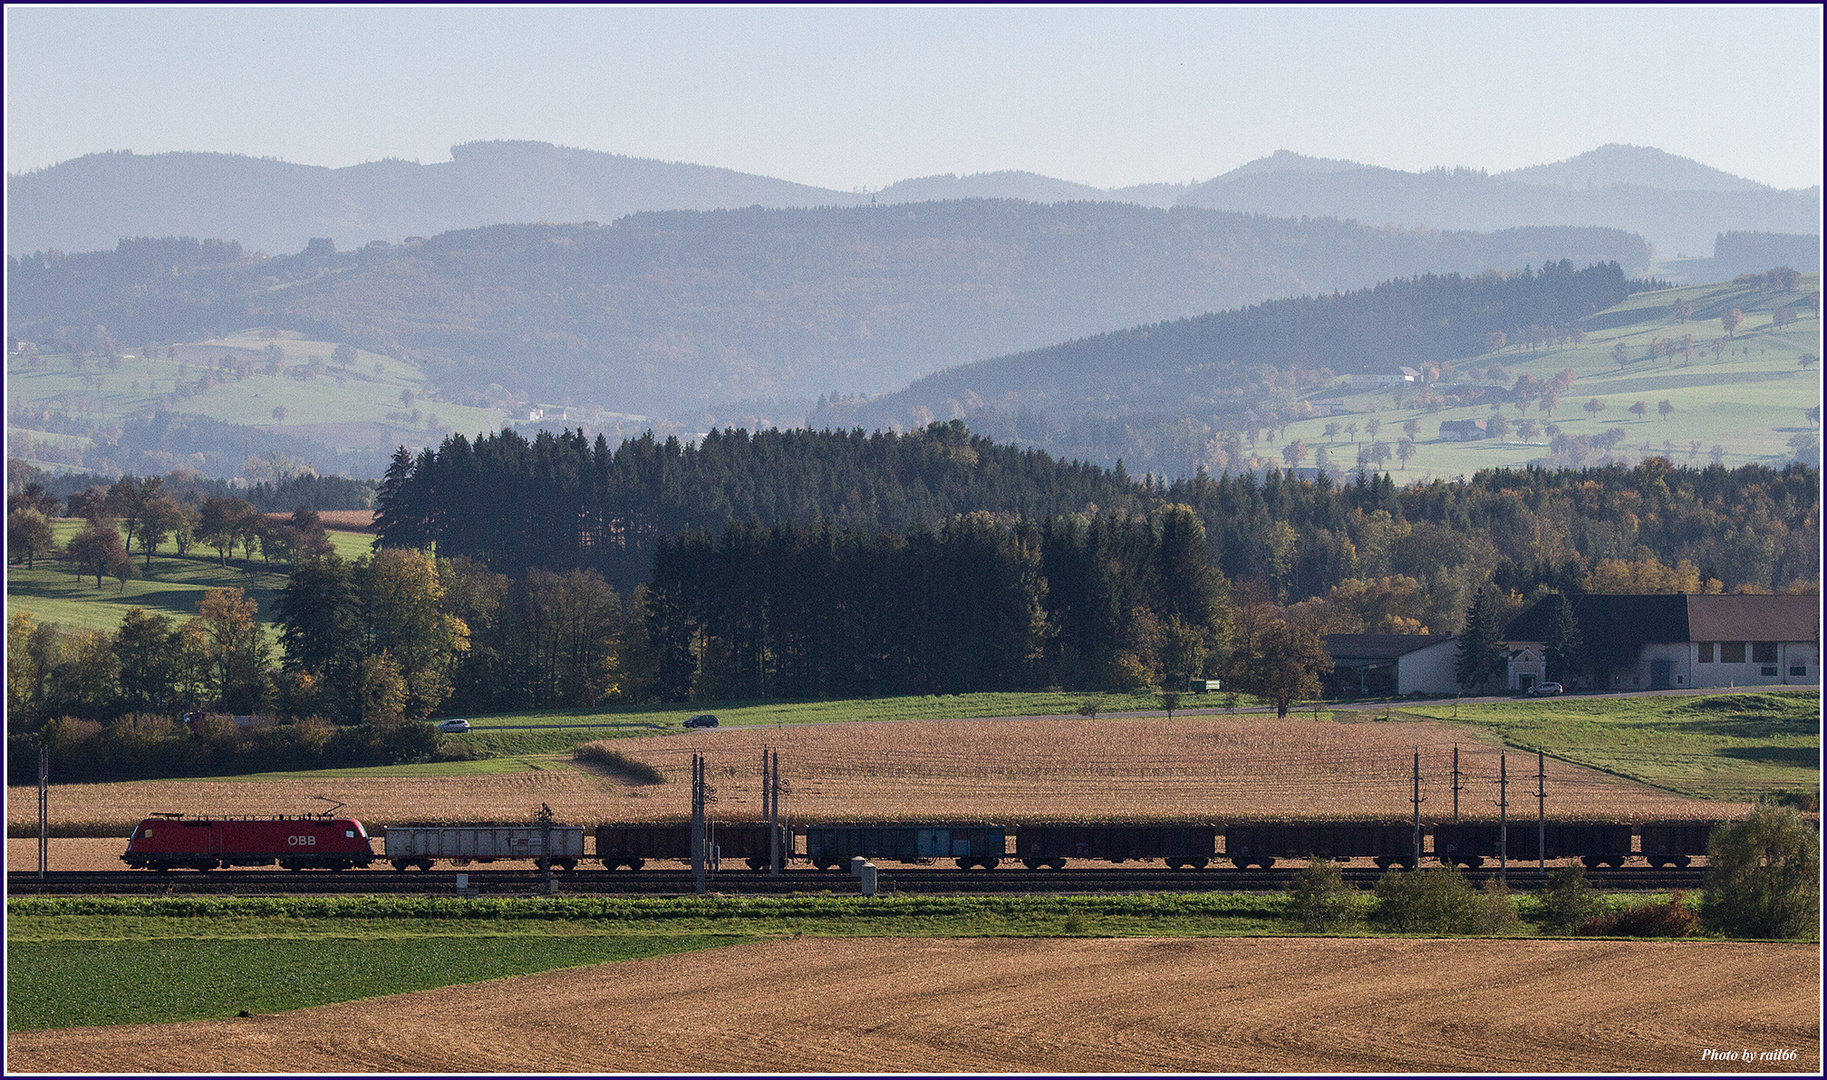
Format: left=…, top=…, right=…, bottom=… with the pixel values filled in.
left=1527, top=682, right=1564, bottom=697
left=683, top=714, right=719, bottom=729
left=435, top=718, right=471, bottom=733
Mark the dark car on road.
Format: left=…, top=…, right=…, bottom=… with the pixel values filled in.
left=684, top=714, right=720, bottom=728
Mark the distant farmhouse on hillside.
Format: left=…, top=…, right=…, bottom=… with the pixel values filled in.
left=1503, top=593, right=1819, bottom=693
left=1438, top=419, right=1489, bottom=441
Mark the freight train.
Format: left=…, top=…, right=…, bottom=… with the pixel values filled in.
left=121, top=810, right=1721, bottom=872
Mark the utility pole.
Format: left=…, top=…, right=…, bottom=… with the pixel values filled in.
left=1496, top=753, right=1509, bottom=885
left=38, top=746, right=49, bottom=880
left=1410, top=749, right=1424, bottom=869
left=769, top=747, right=782, bottom=876
left=1451, top=745, right=1463, bottom=822
left=691, top=752, right=706, bottom=896
left=1535, top=749, right=1546, bottom=872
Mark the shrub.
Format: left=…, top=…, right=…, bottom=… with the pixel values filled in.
left=1580, top=891, right=1699, bottom=938
left=1372, top=866, right=1481, bottom=933
left=1535, top=863, right=1602, bottom=932
left=1476, top=877, right=1521, bottom=934
left=1762, top=789, right=1820, bottom=814
left=1701, top=805, right=1821, bottom=939
left=573, top=744, right=665, bottom=784
left=1076, top=694, right=1105, bottom=719
left=1286, top=859, right=1360, bottom=932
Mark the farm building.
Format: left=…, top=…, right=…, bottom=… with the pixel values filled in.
left=1438, top=419, right=1489, bottom=441
left=1323, top=634, right=1460, bottom=696
left=1503, top=593, right=1820, bottom=692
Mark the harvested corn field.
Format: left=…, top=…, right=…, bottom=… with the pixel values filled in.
left=7, top=937, right=1818, bottom=1074
left=9, top=715, right=1740, bottom=835
left=572, top=714, right=1737, bottom=824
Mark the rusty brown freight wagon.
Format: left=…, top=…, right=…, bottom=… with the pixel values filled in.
left=1224, top=821, right=1417, bottom=870
left=595, top=823, right=791, bottom=870
left=1433, top=821, right=1634, bottom=868
left=1015, top=824, right=1217, bottom=870
left=1639, top=820, right=1717, bottom=868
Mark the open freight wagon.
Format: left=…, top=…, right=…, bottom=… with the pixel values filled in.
left=595, top=822, right=793, bottom=870
left=804, top=824, right=1005, bottom=870
left=1222, top=822, right=1418, bottom=870
left=1015, top=824, right=1216, bottom=870
left=383, top=822, right=586, bottom=871
left=1431, top=821, right=1633, bottom=868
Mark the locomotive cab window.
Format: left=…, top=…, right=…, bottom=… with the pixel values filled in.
left=346, top=830, right=357, bottom=838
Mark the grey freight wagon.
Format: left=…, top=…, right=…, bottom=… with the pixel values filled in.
left=383, top=822, right=585, bottom=870
left=1016, top=824, right=1216, bottom=870
left=805, top=824, right=1004, bottom=870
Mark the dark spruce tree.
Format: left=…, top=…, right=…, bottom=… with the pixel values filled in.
left=1543, top=593, right=1584, bottom=687
left=1455, top=587, right=1507, bottom=692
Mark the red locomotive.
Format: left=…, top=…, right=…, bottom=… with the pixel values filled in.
left=121, top=811, right=376, bottom=871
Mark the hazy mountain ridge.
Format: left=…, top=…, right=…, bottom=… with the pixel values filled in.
left=9, top=141, right=1815, bottom=260
left=5, top=142, right=870, bottom=258
left=1182, top=150, right=1818, bottom=256
left=1494, top=143, right=1773, bottom=192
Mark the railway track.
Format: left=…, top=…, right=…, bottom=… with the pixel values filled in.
left=8, top=865, right=1706, bottom=897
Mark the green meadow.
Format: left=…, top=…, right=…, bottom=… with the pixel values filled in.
left=1280, top=274, right=1821, bottom=480
left=6, top=331, right=494, bottom=462
left=6, top=518, right=374, bottom=636
left=1397, top=690, right=1821, bottom=802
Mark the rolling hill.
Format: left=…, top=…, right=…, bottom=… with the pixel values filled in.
left=812, top=267, right=1822, bottom=481
left=6, top=203, right=1653, bottom=430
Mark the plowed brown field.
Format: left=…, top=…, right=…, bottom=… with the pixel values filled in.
left=6, top=937, right=1818, bottom=1074
left=6, top=716, right=1742, bottom=837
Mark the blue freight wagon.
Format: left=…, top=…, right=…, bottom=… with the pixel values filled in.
left=805, top=824, right=1005, bottom=870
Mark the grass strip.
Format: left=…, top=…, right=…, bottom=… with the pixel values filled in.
left=9, top=892, right=1284, bottom=923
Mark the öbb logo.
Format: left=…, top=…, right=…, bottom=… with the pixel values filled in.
left=287, top=835, right=318, bottom=846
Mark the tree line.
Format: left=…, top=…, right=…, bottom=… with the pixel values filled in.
left=8, top=426, right=1817, bottom=783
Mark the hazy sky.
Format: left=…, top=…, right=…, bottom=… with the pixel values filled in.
left=5, top=5, right=1822, bottom=190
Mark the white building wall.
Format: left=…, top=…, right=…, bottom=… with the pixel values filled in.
left=1507, top=645, right=1546, bottom=691
left=1781, top=643, right=1819, bottom=685
left=1398, top=638, right=1463, bottom=695
left=1615, top=640, right=1821, bottom=690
